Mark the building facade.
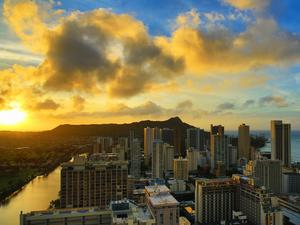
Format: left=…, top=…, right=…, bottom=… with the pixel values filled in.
left=145, top=185, right=179, bottom=225
left=60, top=155, right=128, bottom=209
left=173, top=157, right=188, bottom=180
left=271, top=120, right=291, bottom=167
left=195, top=178, right=237, bottom=224
left=238, top=124, right=250, bottom=160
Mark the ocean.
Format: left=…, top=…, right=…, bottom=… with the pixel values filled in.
left=225, top=130, right=300, bottom=163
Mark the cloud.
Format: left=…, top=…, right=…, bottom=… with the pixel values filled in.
left=0, top=97, right=6, bottom=109
left=216, top=102, right=235, bottom=111
left=72, top=95, right=85, bottom=111
left=243, top=99, right=255, bottom=107
left=156, top=16, right=300, bottom=75
left=34, top=99, right=60, bottom=110
left=54, top=100, right=206, bottom=119
left=176, top=9, right=200, bottom=28
left=259, top=95, right=288, bottom=108
left=224, top=0, right=270, bottom=10
left=176, top=100, right=193, bottom=109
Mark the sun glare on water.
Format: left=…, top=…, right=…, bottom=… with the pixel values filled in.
left=0, top=104, right=27, bottom=126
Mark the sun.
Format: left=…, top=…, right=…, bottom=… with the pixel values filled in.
left=0, top=104, right=27, bottom=126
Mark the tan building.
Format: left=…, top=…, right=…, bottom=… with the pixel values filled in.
left=144, top=127, right=153, bottom=167
left=238, top=124, right=250, bottom=159
left=173, top=157, right=188, bottom=180
left=145, top=185, right=179, bottom=225
left=186, top=148, right=201, bottom=171
left=152, top=140, right=164, bottom=178
left=60, top=154, right=128, bottom=209
left=162, top=143, right=174, bottom=172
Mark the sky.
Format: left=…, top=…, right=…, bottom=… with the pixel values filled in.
left=0, top=0, right=299, bottom=131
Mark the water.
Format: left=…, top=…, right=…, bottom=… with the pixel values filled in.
left=0, top=166, right=61, bottom=225
left=226, top=130, right=300, bottom=163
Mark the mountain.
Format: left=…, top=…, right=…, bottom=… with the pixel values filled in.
left=47, top=116, right=194, bottom=138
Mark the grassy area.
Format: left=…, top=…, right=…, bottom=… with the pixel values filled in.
left=0, top=169, right=40, bottom=200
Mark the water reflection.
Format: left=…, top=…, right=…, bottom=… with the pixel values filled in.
left=0, top=167, right=61, bottom=225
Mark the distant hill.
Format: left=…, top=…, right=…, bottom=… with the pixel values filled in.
left=0, top=117, right=194, bottom=150
left=47, top=116, right=194, bottom=138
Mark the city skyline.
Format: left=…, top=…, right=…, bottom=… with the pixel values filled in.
left=0, top=0, right=300, bottom=131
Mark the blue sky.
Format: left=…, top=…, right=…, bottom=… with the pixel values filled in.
left=0, top=0, right=299, bottom=131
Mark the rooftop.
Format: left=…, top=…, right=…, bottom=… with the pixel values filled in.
left=148, top=193, right=179, bottom=207
left=145, top=185, right=170, bottom=195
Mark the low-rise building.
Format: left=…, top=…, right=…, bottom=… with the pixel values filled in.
left=20, top=207, right=112, bottom=225
left=145, top=185, right=179, bottom=225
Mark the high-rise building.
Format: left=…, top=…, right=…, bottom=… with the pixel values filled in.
left=161, top=128, right=174, bottom=146
left=94, top=137, right=114, bottom=154
left=144, top=127, right=153, bottom=167
left=20, top=207, right=112, bottom=225
left=253, top=159, right=282, bottom=194
left=162, top=143, right=174, bottom=172
left=283, top=172, right=300, bottom=194
left=186, top=148, right=201, bottom=171
left=145, top=185, right=179, bottom=225
left=152, top=140, right=164, bottom=178
left=210, top=124, right=224, bottom=135
left=238, top=124, right=250, bottom=159
left=271, top=120, right=291, bottom=167
left=233, top=174, right=283, bottom=225
left=152, top=127, right=162, bottom=140
left=130, top=138, right=142, bottom=178
left=60, top=154, right=128, bottom=209
left=228, top=144, right=238, bottom=166
left=195, top=178, right=237, bottom=224
left=210, top=133, right=228, bottom=173
left=186, top=128, right=205, bottom=150
left=173, top=157, right=188, bottom=180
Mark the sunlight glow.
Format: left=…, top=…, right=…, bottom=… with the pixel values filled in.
left=0, top=104, right=27, bottom=125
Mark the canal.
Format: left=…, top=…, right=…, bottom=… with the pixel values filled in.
left=0, top=166, right=61, bottom=225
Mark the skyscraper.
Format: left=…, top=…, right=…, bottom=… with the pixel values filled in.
left=162, top=143, right=174, bottom=172
left=210, top=124, right=224, bottom=135
left=271, top=120, right=291, bottom=167
left=144, top=127, right=153, bottom=167
left=253, top=159, right=282, bottom=194
left=186, top=148, right=201, bottom=171
left=173, top=157, right=188, bottom=180
left=210, top=133, right=228, bottom=173
left=152, top=140, right=164, bottom=178
left=195, top=178, right=237, bottom=224
left=130, top=138, right=142, bottom=178
left=186, top=128, right=205, bottom=150
left=238, top=124, right=250, bottom=159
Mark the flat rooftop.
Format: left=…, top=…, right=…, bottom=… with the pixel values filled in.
left=148, top=193, right=178, bottom=207
left=145, top=185, right=170, bottom=195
